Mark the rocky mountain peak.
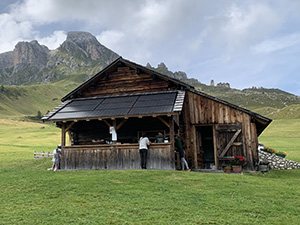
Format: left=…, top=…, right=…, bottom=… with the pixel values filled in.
left=62, top=31, right=118, bottom=61
left=66, top=31, right=97, bottom=44
left=13, top=40, right=49, bottom=67
left=0, top=31, right=119, bottom=85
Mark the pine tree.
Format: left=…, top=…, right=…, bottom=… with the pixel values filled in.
left=37, top=110, right=42, bottom=119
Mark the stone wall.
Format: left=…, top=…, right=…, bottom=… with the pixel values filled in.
left=258, top=150, right=300, bottom=170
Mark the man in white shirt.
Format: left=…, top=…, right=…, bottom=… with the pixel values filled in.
left=139, top=132, right=151, bottom=169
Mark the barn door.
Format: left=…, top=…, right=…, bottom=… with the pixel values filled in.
left=215, top=124, right=243, bottom=164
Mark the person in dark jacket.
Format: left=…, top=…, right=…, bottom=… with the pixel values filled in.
left=175, top=135, right=190, bottom=171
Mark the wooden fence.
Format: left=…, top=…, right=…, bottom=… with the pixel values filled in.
left=34, top=151, right=53, bottom=159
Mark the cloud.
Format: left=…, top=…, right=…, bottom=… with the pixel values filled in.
left=0, top=12, right=33, bottom=52
left=0, top=0, right=300, bottom=96
left=202, top=3, right=282, bottom=53
left=36, top=31, right=67, bottom=50
left=252, top=33, right=300, bottom=54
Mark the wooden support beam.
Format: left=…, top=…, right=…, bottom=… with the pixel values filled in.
left=65, top=121, right=75, bottom=133
left=192, top=126, right=198, bottom=169
left=61, top=123, right=66, bottom=147
left=213, top=125, right=218, bottom=169
left=157, top=117, right=170, bottom=128
left=169, top=117, right=175, bottom=164
left=116, top=119, right=128, bottom=131
left=103, top=119, right=111, bottom=127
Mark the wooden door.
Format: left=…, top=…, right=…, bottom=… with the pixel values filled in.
left=215, top=124, right=244, bottom=167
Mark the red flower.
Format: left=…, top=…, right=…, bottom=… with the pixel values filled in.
left=239, top=159, right=243, bottom=161
left=229, top=159, right=232, bottom=161
left=234, top=155, right=236, bottom=157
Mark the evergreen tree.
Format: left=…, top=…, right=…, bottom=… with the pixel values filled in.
left=37, top=110, right=42, bottom=119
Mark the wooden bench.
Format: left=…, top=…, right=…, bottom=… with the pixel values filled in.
left=34, top=151, right=53, bottom=159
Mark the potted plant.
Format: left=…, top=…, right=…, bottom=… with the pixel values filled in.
left=224, top=165, right=231, bottom=173
left=261, top=146, right=276, bottom=155
left=229, top=155, right=245, bottom=173
left=275, top=151, right=287, bottom=158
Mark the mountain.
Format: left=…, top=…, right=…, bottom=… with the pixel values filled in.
left=0, top=31, right=300, bottom=119
left=0, top=31, right=119, bottom=85
left=148, top=62, right=300, bottom=118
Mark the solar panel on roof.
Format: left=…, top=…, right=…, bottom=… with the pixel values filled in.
left=128, top=105, right=174, bottom=115
left=134, top=100, right=175, bottom=107
left=50, top=111, right=91, bottom=119
left=138, top=93, right=176, bottom=101
left=96, top=102, right=135, bottom=110
left=48, top=92, right=180, bottom=120
left=89, top=108, right=131, bottom=117
left=60, top=104, right=97, bottom=112
left=103, top=96, right=138, bottom=103
left=67, top=98, right=104, bottom=106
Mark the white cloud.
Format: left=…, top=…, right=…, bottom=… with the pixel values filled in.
left=0, top=12, right=33, bottom=52
left=252, top=33, right=300, bottom=54
left=203, top=3, right=282, bottom=53
left=0, top=0, right=300, bottom=95
left=36, top=31, right=67, bottom=50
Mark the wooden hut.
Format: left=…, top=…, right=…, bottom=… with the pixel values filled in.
left=42, top=57, right=271, bottom=171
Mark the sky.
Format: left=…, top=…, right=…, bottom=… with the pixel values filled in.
left=1, top=0, right=300, bottom=96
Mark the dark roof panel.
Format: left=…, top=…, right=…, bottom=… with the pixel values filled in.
left=45, top=91, right=183, bottom=121
left=50, top=111, right=91, bottom=120
left=89, top=108, right=131, bottom=117
left=128, top=105, right=174, bottom=115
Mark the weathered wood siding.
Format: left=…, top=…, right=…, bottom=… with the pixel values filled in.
left=81, top=67, right=177, bottom=98
left=61, top=144, right=174, bottom=170
left=183, top=91, right=259, bottom=170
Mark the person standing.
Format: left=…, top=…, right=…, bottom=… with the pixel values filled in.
left=175, top=135, right=190, bottom=171
left=51, top=144, right=62, bottom=171
left=139, top=132, right=151, bottom=169
left=155, top=131, right=165, bottom=143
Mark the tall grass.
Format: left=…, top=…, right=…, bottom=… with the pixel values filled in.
left=1, top=118, right=300, bottom=224
left=259, top=119, right=300, bottom=161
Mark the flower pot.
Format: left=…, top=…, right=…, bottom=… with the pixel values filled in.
left=275, top=153, right=286, bottom=158
left=232, top=165, right=242, bottom=173
left=224, top=167, right=231, bottom=173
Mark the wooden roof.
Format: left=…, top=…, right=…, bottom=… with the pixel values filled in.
left=61, top=57, right=193, bottom=102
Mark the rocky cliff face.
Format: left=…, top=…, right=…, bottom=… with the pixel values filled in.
left=0, top=32, right=119, bottom=85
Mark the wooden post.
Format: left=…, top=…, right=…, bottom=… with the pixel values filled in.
left=61, top=123, right=66, bottom=147
left=213, top=125, right=218, bottom=169
left=169, top=117, right=175, bottom=165
left=192, top=126, right=198, bottom=169
left=113, top=119, right=117, bottom=143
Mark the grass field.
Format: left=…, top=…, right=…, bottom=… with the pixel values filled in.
left=1, top=118, right=300, bottom=224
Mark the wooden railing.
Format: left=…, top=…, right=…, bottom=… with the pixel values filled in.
left=34, top=151, right=53, bottom=159
left=61, top=143, right=174, bottom=170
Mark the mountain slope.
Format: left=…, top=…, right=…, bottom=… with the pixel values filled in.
left=0, top=31, right=119, bottom=85
left=0, top=31, right=299, bottom=120
left=148, top=62, right=300, bottom=112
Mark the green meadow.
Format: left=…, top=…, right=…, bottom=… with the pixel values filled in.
left=1, top=118, right=300, bottom=224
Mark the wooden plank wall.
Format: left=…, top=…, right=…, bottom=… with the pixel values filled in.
left=61, top=144, right=174, bottom=170
left=81, top=67, right=176, bottom=97
left=183, top=91, right=259, bottom=170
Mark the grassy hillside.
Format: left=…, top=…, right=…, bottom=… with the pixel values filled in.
left=1, top=72, right=300, bottom=120
left=0, top=80, right=80, bottom=117
left=0, top=118, right=300, bottom=224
